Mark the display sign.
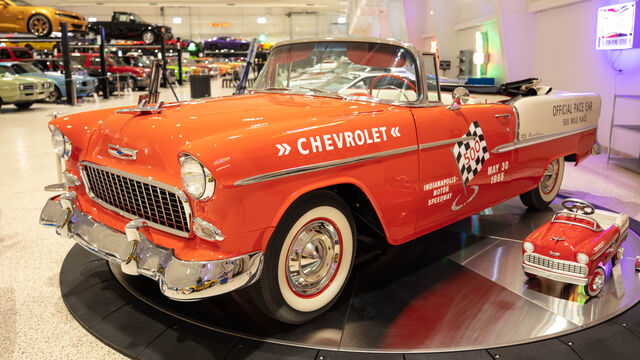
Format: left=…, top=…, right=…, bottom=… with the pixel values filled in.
left=210, top=22, right=230, bottom=27
left=596, top=1, right=639, bottom=50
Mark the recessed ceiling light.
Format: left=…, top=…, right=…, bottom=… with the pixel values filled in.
left=337, top=16, right=346, bottom=24
left=256, top=17, right=267, bottom=24
left=172, top=17, right=182, bottom=24
left=88, top=17, right=97, bottom=22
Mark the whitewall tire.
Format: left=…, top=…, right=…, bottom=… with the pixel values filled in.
left=249, top=190, right=356, bottom=324
left=520, top=157, right=564, bottom=210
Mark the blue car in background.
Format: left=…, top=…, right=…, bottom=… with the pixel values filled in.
left=0, top=61, right=98, bottom=103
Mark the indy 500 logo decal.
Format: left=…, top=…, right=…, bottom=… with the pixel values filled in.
left=451, top=121, right=489, bottom=210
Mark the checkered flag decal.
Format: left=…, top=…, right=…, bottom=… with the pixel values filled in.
left=453, top=121, right=490, bottom=187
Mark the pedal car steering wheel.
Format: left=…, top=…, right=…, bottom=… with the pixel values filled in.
left=369, top=74, right=417, bottom=98
left=561, top=198, right=596, bottom=215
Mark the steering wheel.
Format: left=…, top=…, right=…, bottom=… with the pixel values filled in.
left=561, top=198, right=596, bottom=215
left=369, top=74, right=417, bottom=98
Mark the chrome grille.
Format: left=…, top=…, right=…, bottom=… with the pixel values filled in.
left=21, top=83, right=36, bottom=91
left=82, top=163, right=191, bottom=236
left=524, top=253, right=588, bottom=277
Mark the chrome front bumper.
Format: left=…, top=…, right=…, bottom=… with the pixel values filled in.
left=523, top=264, right=589, bottom=286
left=40, top=192, right=263, bottom=300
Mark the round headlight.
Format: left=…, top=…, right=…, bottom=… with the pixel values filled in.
left=576, top=252, right=589, bottom=264
left=523, top=241, right=534, bottom=253
left=50, top=125, right=72, bottom=159
left=180, top=155, right=215, bottom=200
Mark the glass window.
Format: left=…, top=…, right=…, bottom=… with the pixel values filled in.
left=0, top=49, right=10, bottom=60
left=0, top=66, right=11, bottom=74
left=90, top=57, right=102, bottom=66
left=118, top=14, right=130, bottom=22
left=12, top=0, right=32, bottom=6
left=70, top=55, right=87, bottom=66
left=12, top=48, right=32, bottom=59
left=254, top=41, right=420, bottom=103
left=422, top=53, right=441, bottom=103
left=12, top=63, right=41, bottom=74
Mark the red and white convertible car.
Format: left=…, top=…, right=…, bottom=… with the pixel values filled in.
left=523, top=199, right=629, bottom=297
left=41, top=38, right=601, bottom=323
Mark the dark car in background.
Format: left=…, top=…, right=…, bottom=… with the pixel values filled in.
left=88, top=12, right=172, bottom=45
left=203, top=36, right=249, bottom=51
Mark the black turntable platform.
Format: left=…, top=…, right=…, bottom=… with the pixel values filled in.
left=60, top=195, right=640, bottom=359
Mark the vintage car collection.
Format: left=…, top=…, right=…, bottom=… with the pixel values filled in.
left=2, top=0, right=639, bottom=356
left=38, top=37, right=607, bottom=325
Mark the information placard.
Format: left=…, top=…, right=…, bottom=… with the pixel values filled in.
left=596, top=1, right=639, bottom=50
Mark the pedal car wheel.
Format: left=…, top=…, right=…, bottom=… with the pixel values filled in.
left=249, top=190, right=355, bottom=324
left=612, top=247, right=624, bottom=266
left=520, top=157, right=564, bottom=210
left=584, top=266, right=606, bottom=297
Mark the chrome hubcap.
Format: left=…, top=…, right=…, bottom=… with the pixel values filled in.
left=287, top=220, right=341, bottom=296
left=591, top=270, right=605, bottom=293
left=540, top=159, right=558, bottom=194
left=143, top=32, right=154, bottom=43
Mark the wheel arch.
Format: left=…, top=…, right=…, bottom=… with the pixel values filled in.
left=268, top=179, right=389, bottom=248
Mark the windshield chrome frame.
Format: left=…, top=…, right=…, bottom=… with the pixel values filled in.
left=255, top=37, right=438, bottom=107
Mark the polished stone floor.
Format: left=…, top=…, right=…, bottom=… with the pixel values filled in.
left=0, top=81, right=639, bottom=359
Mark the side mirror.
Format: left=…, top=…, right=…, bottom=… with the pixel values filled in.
left=447, top=87, right=470, bottom=110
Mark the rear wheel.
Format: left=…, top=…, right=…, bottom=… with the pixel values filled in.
left=142, top=31, right=156, bottom=45
left=15, top=102, right=33, bottom=110
left=520, top=157, right=564, bottom=210
left=249, top=190, right=356, bottom=324
left=584, top=266, right=606, bottom=297
left=28, top=14, right=52, bottom=37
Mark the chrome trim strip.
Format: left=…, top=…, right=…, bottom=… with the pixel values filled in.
left=235, top=145, right=418, bottom=186
left=419, top=136, right=476, bottom=150
left=78, top=161, right=192, bottom=238
left=522, top=264, right=589, bottom=286
left=523, top=253, right=589, bottom=278
left=39, top=194, right=263, bottom=300
left=492, top=125, right=597, bottom=154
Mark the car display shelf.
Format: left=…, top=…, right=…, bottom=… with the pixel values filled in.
left=59, top=194, right=640, bottom=359
left=607, top=94, right=640, bottom=173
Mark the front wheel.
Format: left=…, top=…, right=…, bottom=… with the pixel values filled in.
left=520, top=157, right=565, bottom=210
left=28, top=14, right=52, bottom=37
left=249, top=190, right=356, bottom=324
left=584, top=266, right=606, bottom=297
left=142, top=31, right=156, bottom=45
left=45, top=87, right=61, bottom=103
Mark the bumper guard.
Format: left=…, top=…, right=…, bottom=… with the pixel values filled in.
left=40, top=192, right=263, bottom=300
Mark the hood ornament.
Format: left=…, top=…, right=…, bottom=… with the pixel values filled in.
left=551, top=236, right=565, bottom=242
left=108, top=144, right=138, bottom=160
left=549, top=251, right=560, bottom=257
left=115, top=100, right=164, bottom=115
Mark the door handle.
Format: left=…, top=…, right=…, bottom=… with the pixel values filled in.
left=494, top=113, right=510, bottom=119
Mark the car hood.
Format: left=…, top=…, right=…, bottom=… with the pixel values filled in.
left=111, top=65, right=146, bottom=74
left=527, top=220, right=601, bottom=257
left=81, top=93, right=391, bottom=185
left=1, top=74, right=47, bottom=84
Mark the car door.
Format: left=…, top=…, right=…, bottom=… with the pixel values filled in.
left=411, top=53, right=515, bottom=235
left=0, top=1, right=19, bottom=32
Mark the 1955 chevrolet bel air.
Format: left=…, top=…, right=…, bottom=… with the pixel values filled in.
left=40, top=37, right=601, bottom=324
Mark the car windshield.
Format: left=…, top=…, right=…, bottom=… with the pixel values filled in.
left=12, top=0, right=31, bottom=6
left=108, top=55, right=126, bottom=66
left=12, top=48, right=32, bottom=59
left=132, top=14, right=147, bottom=24
left=254, top=41, right=420, bottom=103
left=12, top=62, right=41, bottom=74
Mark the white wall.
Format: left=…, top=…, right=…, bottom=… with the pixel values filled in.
left=528, top=0, right=640, bottom=156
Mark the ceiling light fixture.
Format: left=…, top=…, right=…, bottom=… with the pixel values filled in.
left=337, top=16, right=346, bottom=24
left=257, top=17, right=267, bottom=24
left=172, top=17, right=182, bottom=24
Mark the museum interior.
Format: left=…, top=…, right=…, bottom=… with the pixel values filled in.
left=1, top=0, right=640, bottom=359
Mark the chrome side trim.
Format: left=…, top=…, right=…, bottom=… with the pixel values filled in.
left=40, top=193, right=263, bottom=300
left=78, top=161, right=192, bottom=238
left=419, top=136, right=476, bottom=150
left=235, top=145, right=418, bottom=186
left=492, top=125, right=597, bottom=154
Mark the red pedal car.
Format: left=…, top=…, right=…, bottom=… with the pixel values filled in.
left=522, top=199, right=629, bottom=297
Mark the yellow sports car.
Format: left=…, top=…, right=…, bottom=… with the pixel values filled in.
left=0, top=0, right=87, bottom=37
